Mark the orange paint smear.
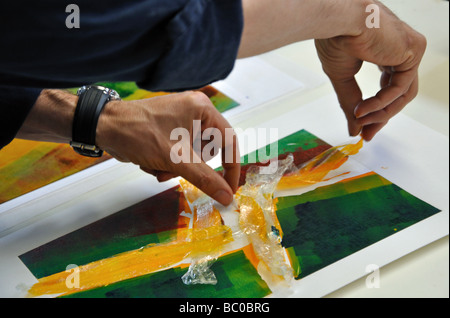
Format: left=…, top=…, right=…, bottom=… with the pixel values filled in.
left=179, top=179, right=205, bottom=204
left=28, top=180, right=232, bottom=297
left=236, top=138, right=364, bottom=283
left=277, top=138, right=363, bottom=190
left=242, top=244, right=260, bottom=269
left=28, top=138, right=364, bottom=296
left=238, top=194, right=289, bottom=281
left=28, top=179, right=233, bottom=297
left=238, top=195, right=269, bottom=241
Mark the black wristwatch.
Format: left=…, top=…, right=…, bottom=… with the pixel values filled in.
left=70, top=85, right=120, bottom=157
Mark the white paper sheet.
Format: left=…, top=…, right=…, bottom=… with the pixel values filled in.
left=244, top=94, right=449, bottom=297
left=0, top=93, right=447, bottom=298
left=214, top=55, right=325, bottom=120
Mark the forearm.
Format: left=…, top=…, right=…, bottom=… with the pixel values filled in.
left=16, top=89, right=77, bottom=143
left=238, top=0, right=370, bottom=58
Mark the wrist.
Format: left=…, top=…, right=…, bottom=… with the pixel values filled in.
left=95, top=99, right=123, bottom=154
left=17, top=89, right=77, bottom=143
left=69, top=85, right=120, bottom=157
left=323, top=0, right=373, bottom=38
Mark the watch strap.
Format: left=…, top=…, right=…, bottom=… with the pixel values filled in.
left=71, top=86, right=116, bottom=157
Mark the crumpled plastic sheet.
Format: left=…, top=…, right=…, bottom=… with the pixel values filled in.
left=179, top=181, right=226, bottom=285
left=179, top=155, right=298, bottom=286
left=178, top=138, right=363, bottom=287
left=236, top=154, right=295, bottom=284
left=178, top=154, right=297, bottom=286
left=277, top=138, right=363, bottom=189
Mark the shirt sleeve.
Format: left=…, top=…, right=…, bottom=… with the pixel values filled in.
left=0, top=0, right=243, bottom=90
left=0, top=0, right=243, bottom=148
left=0, top=86, right=42, bottom=149
left=138, top=0, right=244, bottom=91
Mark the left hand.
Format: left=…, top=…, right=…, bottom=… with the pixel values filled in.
left=315, top=3, right=426, bottom=141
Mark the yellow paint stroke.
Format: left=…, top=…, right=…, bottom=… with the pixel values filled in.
left=238, top=194, right=293, bottom=283
left=0, top=139, right=44, bottom=169
left=179, top=179, right=207, bottom=205
left=235, top=138, right=364, bottom=285
left=28, top=220, right=232, bottom=297
left=28, top=137, right=364, bottom=296
left=235, top=155, right=296, bottom=287
left=179, top=178, right=224, bottom=233
left=29, top=179, right=232, bottom=297
left=178, top=179, right=228, bottom=285
left=277, top=138, right=363, bottom=190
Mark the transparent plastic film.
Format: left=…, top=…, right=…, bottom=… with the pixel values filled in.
left=27, top=224, right=230, bottom=297
left=26, top=182, right=232, bottom=297
left=26, top=138, right=364, bottom=297
left=277, top=137, right=364, bottom=190
left=234, top=137, right=363, bottom=289
left=179, top=179, right=232, bottom=285
left=236, top=155, right=295, bottom=287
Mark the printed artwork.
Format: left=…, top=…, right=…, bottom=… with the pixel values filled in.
left=0, top=82, right=239, bottom=204
left=19, top=129, right=440, bottom=298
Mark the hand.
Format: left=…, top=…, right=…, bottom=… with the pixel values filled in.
left=315, top=2, right=426, bottom=141
left=96, top=91, right=240, bottom=206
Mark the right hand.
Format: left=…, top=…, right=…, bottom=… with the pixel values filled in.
left=96, top=91, right=240, bottom=206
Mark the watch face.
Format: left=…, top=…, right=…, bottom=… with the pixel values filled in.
left=105, top=88, right=121, bottom=100
left=76, top=85, right=88, bottom=96
left=76, top=85, right=120, bottom=100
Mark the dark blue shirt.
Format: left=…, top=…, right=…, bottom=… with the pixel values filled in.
left=0, top=0, right=243, bottom=148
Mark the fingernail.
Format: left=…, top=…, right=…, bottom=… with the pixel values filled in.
left=349, top=125, right=362, bottom=137
left=354, top=109, right=364, bottom=119
left=214, top=189, right=233, bottom=206
left=354, top=104, right=365, bottom=119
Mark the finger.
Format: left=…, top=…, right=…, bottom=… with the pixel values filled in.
left=361, top=122, right=387, bottom=142
left=357, top=74, right=418, bottom=126
left=172, top=153, right=234, bottom=206
left=329, top=77, right=364, bottom=137
left=155, top=171, right=178, bottom=182
left=140, top=166, right=157, bottom=176
left=380, top=66, right=394, bottom=88
left=356, top=93, right=408, bottom=127
left=355, top=68, right=416, bottom=118
left=200, top=104, right=241, bottom=194
left=358, top=75, right=418, bottom=141
left=222, top=130, right=240, bottom=193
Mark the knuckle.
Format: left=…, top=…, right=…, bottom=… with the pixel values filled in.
left=180, top=91, right=215, bottom=119
left=382, top=107, right=393, bottom=119
left=416, top=32, right=427, bottom=51
left=195, top=171, right=215, bottom=190
left=186, top=91, right=212, bottom=108
left=408, top=84, right=419, bottom=100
